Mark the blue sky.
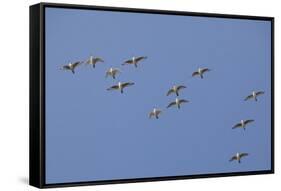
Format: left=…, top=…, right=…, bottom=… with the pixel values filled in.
left=45, top=7, right=272, bottom=184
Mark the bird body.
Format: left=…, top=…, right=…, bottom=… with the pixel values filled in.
left=149, top=108, right=162, bottom=119
left=167, top=98, right=189, bottom=109
left=106, top=67, right=121, bottom=79
left=107, top=81, right=135, bottom=93
left=61, top=61, right=82, bottom=74
left=244, top=91, right=264, bottom=101
left=232, top=119, right=254, bottom=130
left=166, top=85, right=186, bottom=96
left=192, top=67, right=210, bottom=79
left=122, top=56, right=147, bottom=67
left=86, top=56, right=104, bottom=68
left=229, top=152, right=249, bottom=163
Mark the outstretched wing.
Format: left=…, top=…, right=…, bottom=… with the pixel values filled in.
left=244, top=119, right=254, bottom=125
left=232, top=123, right=242, bottom=129
left=113, top=68, right=121, bottom=75
left=149, top=112, right=154, bottom=118
left=105, top=70, right=111, bottom=78
left=122, top=82, right=135, bottom=88
left=62, top=65, right=71, bottom=70
left=107, top=85, right=119, bottom=91
left=256, top=91, right=265, bottom=96
left=93, top=57, right=104, bottom=63
left=192, top=71, right=199, bottom=77
left=177, top=85, right=186, bottom=90
left=179, top=99, right=189, bottom=104
left=240, top=153, right=249, bottom=158
left=166, top=89, right=174, bottom=96
left=201, top=68, right=210, bottom=74
left=135, top=56, right=147, bottom=62
left=72, top=61, right=82, bottom=68
left=229, top=156, right=237, bottom=162
left=167, top=101, right=176, bottom=108
left=123, top=59, right=133, bottom=64
left=244, top=94, right=253, bottom=101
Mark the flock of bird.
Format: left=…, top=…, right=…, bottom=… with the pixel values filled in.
left=228, top=89, right=264, bottom=164
left=60, top=55, right=265, bottom=164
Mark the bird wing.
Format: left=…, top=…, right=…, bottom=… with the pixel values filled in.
left=192, top=71, right=199, bottom=77
left=201, top=68, right=210, bottom=74
left=62, top=65, right=71, bottom=70
left=123, top=59, right=133, bottom=64
left=240, top=153, right=249, bottom=158
left=229, top=156, right=237, bottom=162
left=177, top=85, right=187, bottom=90
left=72, top=61, right=82, bottom=68
left=167, top=101, right=176, bottom=108
left=155, top=110, right=162, bottom=115
left=107, top=85, right=119, bottom=91
left=149, top=112, right=154, bottom=118
left=105, top=70, right=111, bottom=78
left=232, top=123, right=242, bottom=129
left=122, top=82, right=135, bottom=88
left=179, top=99, right=189, bottom=104
left=166, top=89, right=174, bottom=96
left=244, top=119, right=254, bottom=125
left=256, top=91, right=265, bottom=96
left=244, top=94, right=253, bottom=101
left=94, top=57, right=104, bottom=63
left=113, top=68, right=121, bottom=74
left=135, top=56, right=147, bottom=62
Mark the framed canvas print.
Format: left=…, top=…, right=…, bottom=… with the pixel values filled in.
left=30, top=2, right=274, bottom=188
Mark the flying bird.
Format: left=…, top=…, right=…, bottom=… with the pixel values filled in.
left=85, top=55, right=104, bottom=68
left=166, top=85, right=186, bottom=96
left=149, top=108, right=162, bottom=119
left=229, top=152, right=249, bottom=163
left=122, top=56, right=147, bottom=68
left=60, top=61, right=83, bottom=74
left=167, top=98, right=189, bottom=109
left=106, top=67, right=121, bottom=79
left=244, top=91, right=265, bottom=101
left=192, top=67, right=211, bottom=79
left=107, top=82, right=135, bottom=94
left=232, top=119, right=254, bottom=130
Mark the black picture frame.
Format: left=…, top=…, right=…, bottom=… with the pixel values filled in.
left=29, top=2, right=274, bottom=189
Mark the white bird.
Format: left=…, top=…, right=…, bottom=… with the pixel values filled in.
left=244, top=91, right=265, bottom=101
left=232, top=119, right=254, bottom=130
left=60, top=61, right=83, bottom=74
left=229, top=152, right=249, bottom=163
left=167, top=98, right=189, bottom=109
left=149, top=108, right=162, bottom=119
left=105, top=68, right=121, bottom=79
left=122, top=56, right=147, bottom=68
left=192, top=67, right=211, bottom=79
left=166, top=85, right=186, bottom=96
left=85, top=55, right=104, bottom=68
left=107, top=82, right=135, bottom=94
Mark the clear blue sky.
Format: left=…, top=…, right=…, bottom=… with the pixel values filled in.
left=45, top=7, right=272, bottom=184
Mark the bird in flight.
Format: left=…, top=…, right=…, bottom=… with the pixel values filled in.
left=106, top=67, right=121, bottom=79
left=244, top=91, right=265, bottom=101
left=85, top=55, right=104, bottom=68
left=166, top=85, right=186, bottom=96
left=229, top=152, right=249, bottom=163
left=192, top=67, right=211, bottom=79
left=122, top=56, right=147, bottom=68
left=167, top=98, right=189, bottom=109
left=149, top=108, right=162, bottom=119
left=60, top=61, right=83, bottom=74
left=107, top=82, right=135, bottom=94
left=232, top=119, right=254, bottom=130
